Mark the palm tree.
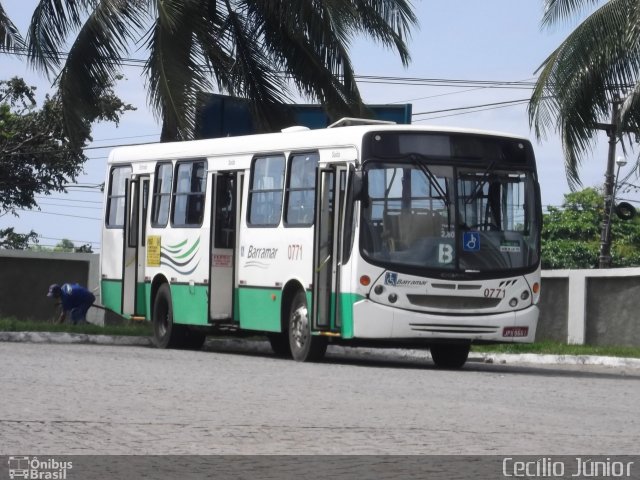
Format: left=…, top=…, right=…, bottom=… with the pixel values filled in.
left=24, top=0, right=417, bottom=142
left=529, top=0, right=640, bottom=268
left=528, top=0, right=640, bottom=188
left=0, top=2, right=23, bottom=50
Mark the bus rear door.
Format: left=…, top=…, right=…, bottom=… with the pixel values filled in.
left=209, top=172, right=241, bottom=321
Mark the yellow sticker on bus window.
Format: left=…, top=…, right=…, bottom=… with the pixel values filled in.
left=147, top=235, right=161, bottom=267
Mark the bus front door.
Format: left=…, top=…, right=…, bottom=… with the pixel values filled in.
left=313, top=165, right=349, bottom=332
left=122, top=176, right=150, bottom=317
left=209, top=172, right=239, bottom=321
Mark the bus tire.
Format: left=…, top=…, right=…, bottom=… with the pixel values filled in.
left=152, top=284, right=182, bottom=349
left=181, top=328, right=206, bottom=350
left=267, top=333, right=292, bottom=358
left=288, top=290, right=327, bottom=362
left=430, top=343, right=470, bottom=369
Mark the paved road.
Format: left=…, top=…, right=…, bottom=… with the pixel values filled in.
left=1, top=340, right=638, bottom=455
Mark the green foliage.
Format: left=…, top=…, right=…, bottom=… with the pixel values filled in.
left=0, top=227, right=38, bottom=249
left=52, top=238, right=93, bottom=253
left=53, top=238, right=76, bottom=252
left=542, top=188, right=640, bottom=268
left=0, top=77, right=133, bottom=217
left=0, top=76, right=132, bottom=251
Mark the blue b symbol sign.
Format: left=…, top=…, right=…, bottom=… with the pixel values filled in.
left=463, top=232, right=481, bottom=252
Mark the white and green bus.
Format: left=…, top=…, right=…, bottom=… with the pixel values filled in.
left=101, top=119, right=542, bottom=368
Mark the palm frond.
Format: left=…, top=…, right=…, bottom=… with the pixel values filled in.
left=27, top=0, right=97, bottom=73
left=144, top=0, right=213, bottom=140
left=216, top=5, right=293, bottom=131
left=249, top=0, right=366, bottom=121
left=347, top=0, right=416, bottom=66
left=530, top=0, right=640, bottom=186
left=57, top=0, right=148, bottom=142
left=193, top=0, right=236, bottom=95
left=542, top=0, right=604, bottom=27
left=0, top=1, right=25, bottom=51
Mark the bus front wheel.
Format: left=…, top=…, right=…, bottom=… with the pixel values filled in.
left=430, top=343, right=470, bottom=369
left=267, top=333, right=292, bottom=358
left=288, top=291, right=327, bottom=362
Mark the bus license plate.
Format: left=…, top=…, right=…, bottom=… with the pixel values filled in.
left=503, top=327, right=528, bottom=338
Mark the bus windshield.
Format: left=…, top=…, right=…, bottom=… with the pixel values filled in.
left=360, top=159, right=540, bottom=275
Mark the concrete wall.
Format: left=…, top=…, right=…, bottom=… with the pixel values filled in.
left=535, top=277, right=568, bottom=343
left=1, top=250, right=640, bottom=345
left=0, top=250, right=102, bottom=324
left=541, top=268, right=640, bottom=346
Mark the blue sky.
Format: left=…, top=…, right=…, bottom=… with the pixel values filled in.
left=1, top=0, right=631, bottom=251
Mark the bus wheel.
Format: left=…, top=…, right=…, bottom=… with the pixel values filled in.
left=267, top=333, right=292, bottom=358
left=182, top=328, right=206, bottom=350
left=152, top=284, right=181, bottom=349
left=288, top=291, right=327, bottom=362
left=430, top=343, right=470, bottom=369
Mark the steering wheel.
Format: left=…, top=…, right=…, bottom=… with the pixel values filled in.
left=468, top=222, right=500, bottom=231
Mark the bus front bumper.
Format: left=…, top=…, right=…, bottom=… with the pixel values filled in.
left=352, top=300, right=538, bottom=343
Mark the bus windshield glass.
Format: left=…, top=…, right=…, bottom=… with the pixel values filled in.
left=360, top=159, right=540, bottom=274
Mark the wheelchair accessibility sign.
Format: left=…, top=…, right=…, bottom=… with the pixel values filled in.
left=463, top=232, right=481, bottom=252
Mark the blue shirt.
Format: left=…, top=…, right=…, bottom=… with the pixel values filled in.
left=59, top=284, right=95, bottom=311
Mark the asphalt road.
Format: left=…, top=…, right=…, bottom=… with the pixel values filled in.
left=1, top=340, right=638, bottom=455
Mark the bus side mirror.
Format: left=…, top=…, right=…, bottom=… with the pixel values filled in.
left=353, top=171, right=367, bottom=201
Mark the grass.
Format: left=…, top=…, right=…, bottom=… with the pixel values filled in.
left=0, top=317, right=152, bottom=337
left=472, top=340, right=640, bottom=359
left=1, top=317, right=639, bottom=358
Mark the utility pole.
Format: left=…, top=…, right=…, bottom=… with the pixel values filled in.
left=596, top=98, right=620, bottom=269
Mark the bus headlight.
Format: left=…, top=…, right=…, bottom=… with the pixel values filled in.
left=520, top=290, right=530, bottom=301
left=509, top=298, right=518, bottom=308
left=374, top=285, right=384, bottom=295
left=388, top=293, right=398, bottom=304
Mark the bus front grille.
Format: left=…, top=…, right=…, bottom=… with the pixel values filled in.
left=409, top=323, right=500, bottom=335
left=406, top=294, right=501, bottom=310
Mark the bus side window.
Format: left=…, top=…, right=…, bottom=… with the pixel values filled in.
left=172, top=160, right=207, bottom=227
left=151, top=162, right=172, bottom=227
left=285, top=152, right=318, bottom=227
left=248, top=155, right=285, bottom=226
left=105, top=165, right=132, bottom=228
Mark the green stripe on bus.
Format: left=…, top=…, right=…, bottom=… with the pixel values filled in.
left=136, top=282, right=147, bottom=317
left=165, top=239, right=188, bottom=250
left=237, top=287, right=281, bottom=332
left=101, top=279, right=122, bottom=313
left=338, top=293, right=364, bottom=339
left=170, top=283, right=209, bottom=325
left=175, top=237, right=200, bottom=259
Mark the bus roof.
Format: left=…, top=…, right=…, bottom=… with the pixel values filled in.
left=107, top=123, right=531, bottom=165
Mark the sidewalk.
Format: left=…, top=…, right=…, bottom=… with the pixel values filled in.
left=2, top=331, right=640, bottom=369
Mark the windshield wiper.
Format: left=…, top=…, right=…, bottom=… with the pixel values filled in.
left=408, top=154, right=450, bottom=207
left=465, top=161, right=496, bottom=205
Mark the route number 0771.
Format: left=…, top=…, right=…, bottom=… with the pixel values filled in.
left=484, top=288, right=505, bottom=298
left=288, top=244, right=303, bottom=261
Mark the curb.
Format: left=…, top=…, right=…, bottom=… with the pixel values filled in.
left=474, top=352, right=640, bottom=369
left=1, top=331, right=639, bottom=369
left=0, top=331, right=153, bottom=347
